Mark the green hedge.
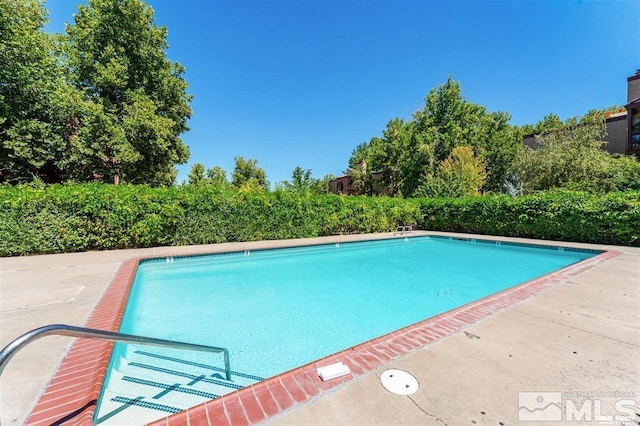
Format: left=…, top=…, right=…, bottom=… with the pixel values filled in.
left=0, top=184, right=638, bottom=256
left=0, top=184, right=421, bottom=256
left=417, top=190, right=640, bottom=246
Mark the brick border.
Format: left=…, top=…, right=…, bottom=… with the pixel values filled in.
left=24, top=242, right=620, bottom=425
left=24, top=258, right=141, bottom=426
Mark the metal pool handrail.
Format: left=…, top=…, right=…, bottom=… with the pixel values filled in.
left=0, top=324, right=231, bottom=385
left=394, top=225, right=413, bottom=235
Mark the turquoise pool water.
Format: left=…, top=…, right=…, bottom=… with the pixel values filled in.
left=109, top=237, right=596, bottom=379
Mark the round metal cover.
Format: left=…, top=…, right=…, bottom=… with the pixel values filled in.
left=380, top=369, right=419, bottom=395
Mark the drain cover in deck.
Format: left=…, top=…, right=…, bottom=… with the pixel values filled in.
left=380, top=369, right=419, bottom=395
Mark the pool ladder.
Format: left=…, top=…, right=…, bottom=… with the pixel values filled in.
left=0, top=324, right=232, bottom=425
left=394, top=225, right=413, bottom=236
left=0, top=324, right=231, bottom=381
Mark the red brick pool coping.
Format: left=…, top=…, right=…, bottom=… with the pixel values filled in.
left=24, top=242, right=621, bottom=425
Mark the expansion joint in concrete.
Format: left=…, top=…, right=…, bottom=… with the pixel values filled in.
left=512, top=308, right=640, bottom=348
left=407, top=395, right=448, bottom=425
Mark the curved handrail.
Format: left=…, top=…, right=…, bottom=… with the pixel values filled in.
left=0, top=324, right=231, bottom=381
left=394, top=225, right=413, bottom=236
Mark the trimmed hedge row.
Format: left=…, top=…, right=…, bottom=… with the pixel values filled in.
left=0, top=184, right=420, bottom=256
left=0, top=184, right=638, bottom=256
left=417, top=190, right=640, bottom=246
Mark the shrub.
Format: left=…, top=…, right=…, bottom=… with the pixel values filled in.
left=0, top=184, right=422, bottom=255
left=1, top=184, right=637, bottom=256
left=417, top=190, right=640, bottom=246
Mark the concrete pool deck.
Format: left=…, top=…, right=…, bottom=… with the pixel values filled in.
left=1, top=232, right=638, bottom=425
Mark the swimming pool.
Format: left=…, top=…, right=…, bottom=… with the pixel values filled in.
left=93, top=236, right=599, bottom=424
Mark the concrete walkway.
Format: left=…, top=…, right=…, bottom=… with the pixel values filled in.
left=1, top=233, right=638, bottom=425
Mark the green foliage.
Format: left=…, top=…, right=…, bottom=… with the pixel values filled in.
left=309, top=173, right=334, bottom=195
left=0, top=184, right=421, bottom=255
left=63, top=0, right=191, bottom=186
left=0, top=0, right=83, bottom=184
left=514, top=107, right=640, bottom=194
left=185, top=163, right=230, bottom=188
left=410, top=77, right=519, bottom=194
left=417, top=190, right=640, bottom=246
left=283, top=166, right=315, bottom=194
left=515, top=122, right=613, bottom=192
left=231, top=157, right=268, bottom=190
left=563, top=155, right=640, bottom=193
left=417, top=146, right=487, bottom=198
left=348, top=142, right=370, bottom=169
left=187, top=162, right=206, bottom=185
left=1, top=184, right=637, bottom=256
left=1, top=0, right=192, bottom=186
left=348, top=80, right=630, bottom=199
left=0, top=184, right=184, bottom=254
left=518, top=113, right=564, bottom=135
left=370, top=119, right=412, bottom=196
left=348, top=77, right=520, bottom=197
left=206, top=166, right=229, bottom=188
left=517, top=107, right=623, bottom=136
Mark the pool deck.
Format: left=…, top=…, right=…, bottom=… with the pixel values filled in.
left=1, top=232, right=638, bottom=425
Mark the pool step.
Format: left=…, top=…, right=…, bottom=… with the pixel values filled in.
left=95, top=348, right=263, bottom=425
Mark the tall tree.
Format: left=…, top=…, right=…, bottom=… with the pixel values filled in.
left=351, top=76, right=520, bottom=197
left=417, top=146, right=487, bottom=198
left=231, top=157, right=268, bottom=190
left=187, top=162, right=206, bottom=186
left=515, top=120, right=610, bottom=192
left=206, top=165, right=229, bottom=188
left=64, top=0, right=191, bottom=185
left=369, top=118, right=414, bottom=196
left=310, top=173, right=334, bottom=194
left=348, top=142, right=370, bottom=169
left=0, top=0, right=81, bottom=183
left=411, top=76, right=519, bottom=194
left=283, top=166, right=313, bottom=194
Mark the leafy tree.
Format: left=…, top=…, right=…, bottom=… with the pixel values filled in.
left=310, top=173, right=334, bottom=194
left=348, top=142, right=370, bottom=168
left=349, top=162, right=373, bottom=196
left=514, top=109, right=640, bottom=194
left=515, top=121, right=608, bottom=192
left=567, top=154, right=640, bottom=193
left=0, top=0, right=82, bottom=183
left=64, top=0, right=191, bottom=185
left=186, top=163, right=229, bottom=188
left=417, top=146, right=487, bottom=198
left=187, top=162, right=206, bottom=186
left=410, top=76, right=518, bottom=194
left=370, top=119, right=413, bottom=196
left=283, top=166, right=313, bottom=194
left=231, top=156, right=268, bottom=190
left=350, top=77, right=519, bottom=197
left=206, top=165, right=229, bottom=188
left=519, top=113, right=564, bottom=136
left=519, top=106, right=624, bottom=137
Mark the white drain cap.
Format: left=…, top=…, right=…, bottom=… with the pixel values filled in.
left=380, top=369, right=419, bottom=395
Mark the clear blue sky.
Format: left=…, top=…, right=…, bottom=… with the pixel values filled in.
left=45, top=0, right=639, bottom=185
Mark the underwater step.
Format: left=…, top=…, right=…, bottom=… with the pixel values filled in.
left=97, top=350, right=264, bottom=425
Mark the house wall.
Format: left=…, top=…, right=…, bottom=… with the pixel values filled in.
left=329, top=176, right=353, bottom=194
left=523, top=134, right=538, bottom=150
left=604, top=116, right=628, bottom=154
left=628, top=73, right=640, bottom=102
